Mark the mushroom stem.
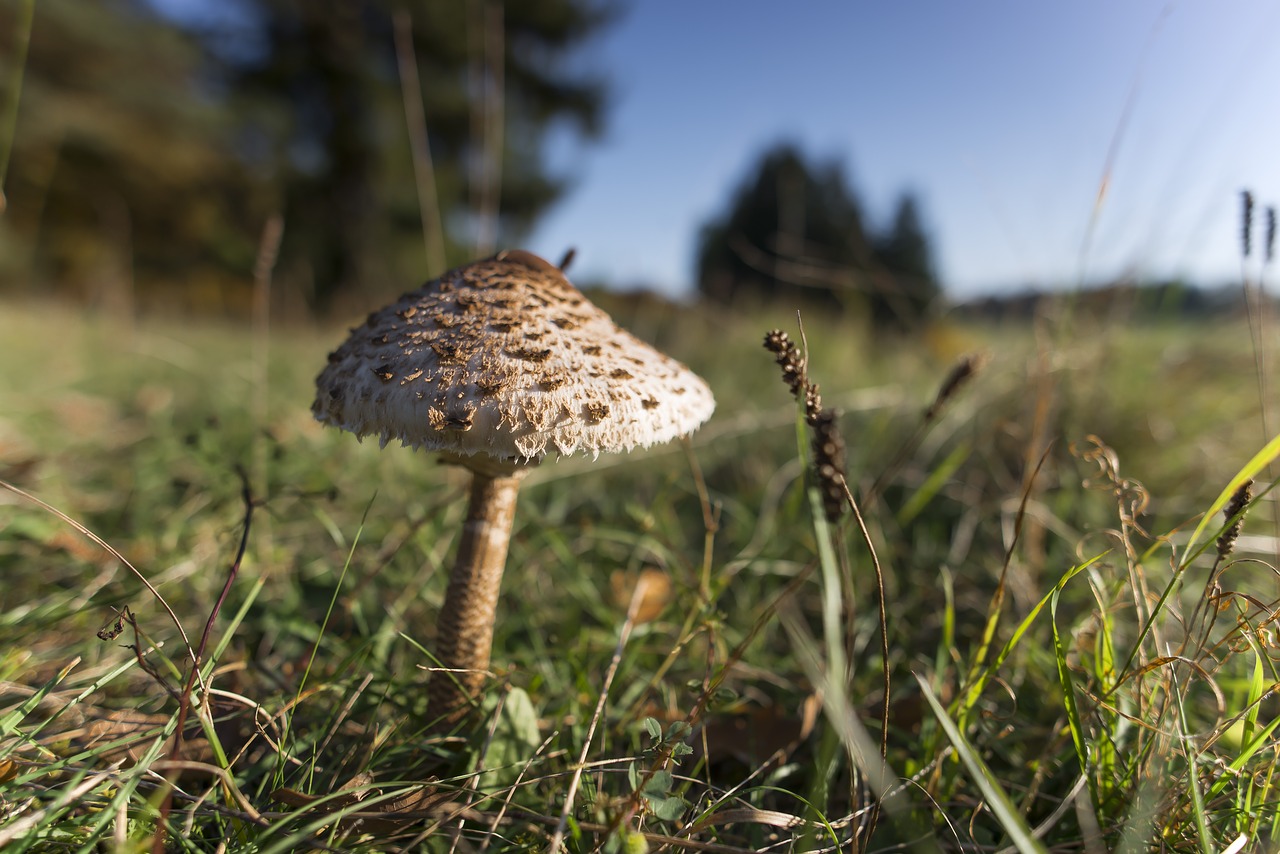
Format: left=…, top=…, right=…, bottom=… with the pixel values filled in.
left=428, top=468, right=527, bottom=727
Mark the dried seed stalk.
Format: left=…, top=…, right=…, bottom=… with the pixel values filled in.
left=926, top=351, right=989, bottom=421
left=1266, top=207, right=1277, bottom=264
left=1216, top=479, right=1253, bottom=561
left=811, top=410, right=848, bottom=523
left=763, top=328, right=846, bottom=519
left=1241, top=190, right=1255, bottom=259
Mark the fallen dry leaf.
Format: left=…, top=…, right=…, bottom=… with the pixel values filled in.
left=610, top=567, right=672, bottom=623
left=271, top=779, right=480, bottom=835
left=698, top=694, right=820, bottom=766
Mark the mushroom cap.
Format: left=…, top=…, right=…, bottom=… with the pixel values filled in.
left=313, top=250, right=716, bottom=462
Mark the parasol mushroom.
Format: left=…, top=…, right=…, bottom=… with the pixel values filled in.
left=313, top=250, right=715, bottom=727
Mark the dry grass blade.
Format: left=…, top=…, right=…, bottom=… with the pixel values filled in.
left=478, top=732, right=557, bottom=853
left=836, top=474, right=891, bottom=844
left=150, top=469, right=255, bottom=854
left=150, top=759, right=266, bottom=822
left=955, top=441, right=1056, bottom=718
left=393, top=8, right=447, bottom=274
left=0, top=478, right=197, bottom=667
left=690, top=806, right=811, bottom=832
left=271, top=781, right=483, bottom=835
left=0, top=764, right=121, bottom=847
left=1221, top=834, right=1250, bottom=854
left=509, top=806, right=763, bottom=854
left=546, top=571, right=650, bottom=852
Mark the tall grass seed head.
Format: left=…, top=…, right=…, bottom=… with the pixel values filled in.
left=763, top=329, right=807, bottom=397
left=926, top=351, right=989, bottom=420
left=811, top=409, right=847, bottom=522
left=1216, top=478, right=1253, bottom=560
left=1266, top=206, right=1276, bottom=264
left=804, top=382, right=823, bottom=425
left=1241, top=189, right=1255, bottom=258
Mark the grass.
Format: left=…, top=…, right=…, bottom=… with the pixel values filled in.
left=2, top=294, right=1280, bottom=851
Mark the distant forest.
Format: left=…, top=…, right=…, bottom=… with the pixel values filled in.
left=0, top=1, right=949, bottom=326
left=0, top=0, right=615, bottom=315
left=953, top=279, right=1257, bottom=323
left=1, top=2, right=1254, bottom=327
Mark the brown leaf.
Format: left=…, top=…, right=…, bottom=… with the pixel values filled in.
left=610, top=568, right=672, bottom=623
left=0, top=456, right=40, bottom=484
left=270, top=788, right=318, bottom=808
left=698, top=694, right=819, bottom=766
left=70, top=703, right=256, bottom=776
left=270, top=772, right=374, bottom=810
left=82, top=709, right=177, bottom=765
left=345, top=797, right=480, bottom=835
left=272, top=780, right=480, bottom=836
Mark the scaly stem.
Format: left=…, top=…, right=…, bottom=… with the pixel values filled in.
left=428, top=469, right=526, bottom=728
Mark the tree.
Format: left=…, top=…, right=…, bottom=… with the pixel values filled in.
left=695, top=142, right=872, bottom=311
left=696, top=142, right=941, bottom=327
left=0, top=0, right=615, bottom=314
left=215, top=0, right=614, bottom=311
left=0, top=0, right=260, bottom=310
left=870, top=192, right=941, bottom=324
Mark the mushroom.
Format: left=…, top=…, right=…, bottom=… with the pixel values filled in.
left=313, top=250, right=715, bottom=727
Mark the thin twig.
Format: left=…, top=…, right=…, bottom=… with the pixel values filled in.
left=471, top=0, right=504, bottom=256
left=547, top=574, right=648, bottom=852
left=0, top=479, right=197, bottom=667
left=0, top=765, right=122, bottom=847
left=479, top=733, right=558, bottom=852
left=151, top=469, right=256, bottom=853
left=838, top=475, right=890, bottom=847
left=393, top=9, right=448, bottom=274
left=604, top=564, right=820, bottom=845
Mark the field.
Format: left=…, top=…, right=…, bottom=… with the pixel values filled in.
left=2, top=295, right=1279, bottom=852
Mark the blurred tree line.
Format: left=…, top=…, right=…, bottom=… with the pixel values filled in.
left=696, top=142, right=940, bottom=328
left=0, top=2, right=941, bottom=324
left=0, top=0, right=612, bottom=315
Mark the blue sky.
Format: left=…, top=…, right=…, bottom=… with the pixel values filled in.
left=522, top=1, right=1280, bottom=297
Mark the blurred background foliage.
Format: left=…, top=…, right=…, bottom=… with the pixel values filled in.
left=695, top=142, right=940, bottom=328
left=0, top=0, right=614, bottom=315
left=0, top=0, right=945, bottom=326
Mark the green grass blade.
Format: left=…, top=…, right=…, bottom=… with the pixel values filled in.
left=1050, top=586, right=1088, bottom=786
left=916, top=674, right=1047, bottom=853
left=1116, top=435, right=1280, bottom=692
left=0, top=658, right=77, bottom=739
left=1179, top=434, right=1280, bottom=570
left=277, top=493, right=374, bottom=784
left=955, top=553, right=1105, bottom=726
left=1209, top=710, right=1280, bottom=801
left=1243, top=645, right=1265, bottom=750
left=897, top=440, right=970, bottom=526
left=991, top=552, right=1105, bottom=672
left=1168, top=666, right=1213, bottom=852
left=0, top=0, right=34, bottom=191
